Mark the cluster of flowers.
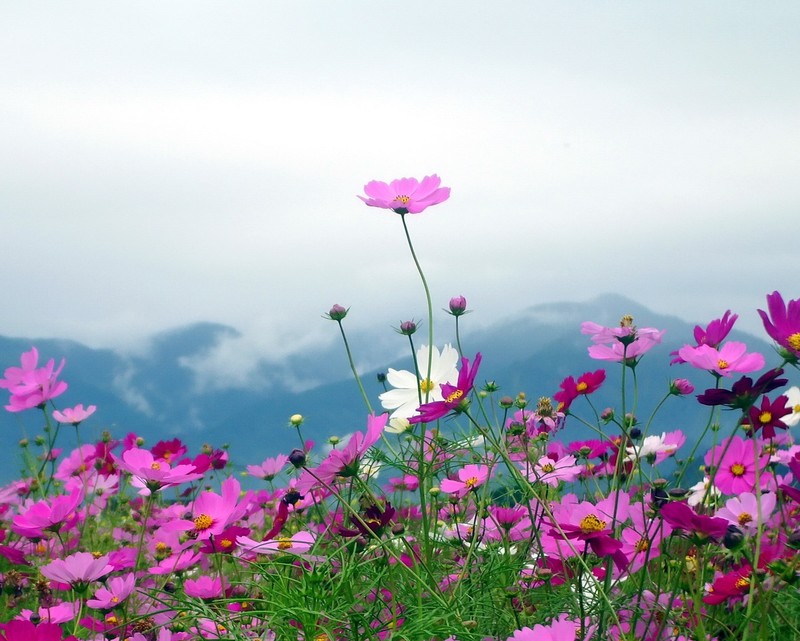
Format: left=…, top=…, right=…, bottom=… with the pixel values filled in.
left=0, top=175, right=799, bottom=641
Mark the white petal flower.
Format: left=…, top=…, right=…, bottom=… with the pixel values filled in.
left=379, top=344, right=459, bottom=419
left=782, top=386, right=800, bottom=427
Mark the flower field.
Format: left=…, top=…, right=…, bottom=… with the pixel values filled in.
left=1, top=176, right=799, bottom=640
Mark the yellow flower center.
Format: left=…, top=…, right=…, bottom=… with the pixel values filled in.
left=738, top=512, right=753, bottom=526
left=579, top=514, right=606, bottom=533
left=150, top=462, right=161, bottom=470
left=111, top=596, right=120, bottom=604
left=194, top=514, right=213, bottom=531
left=735, top=576, right=750, bottom=590
left=794, top=404, right=800, bottom=414
left=541, top=463, right=555, bottom=473
left=635, top=538, right=649, bottom=552
left=446, top=389, right=464, bottom=404
left=576, top=382, right=588, bottom=393
left=730, top=463, right=746, bottom=477
left=464, top=476, right=479, bottom=489
left=788, top=332, right=800, bottom=351
left=155, top=541, right=169, bottom=553
left=394, top=195, right=411, bottom=204
left=419, top=378, right=434, bottom=393
left=717, top=359, right=729, bottom=370
left=35, top=542, right=47, bottom=555
left=759, top=411, right=773, bottom=425
left=219, top=538, right=234, bottom=550
left=277, top=537, right=293, bottom=550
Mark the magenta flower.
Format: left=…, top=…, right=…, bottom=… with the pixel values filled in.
left=440, top=464, right=491, bottom=498
left=52, top=404, right=96, bottom=425
left=115, top=447, right=204, bottom=495
left=758, top=291, right=800, bottom=356
left=697, top=368, right=787, bottom=409
left=0, top=621, right=78, bottom=641
left=358, top=175, right=450, bottom=214
left=40, top=552, right=113, bottom=590
left=12, top=492, right=84, bottom=538
left=677, top=342, right=765, bottom=377
left=0, top=347, right=68, bottom=412
left=409, top=353, right=482, bottom=424
left=507, top=613, right=588, bottom=641
left=671, top=311, right=739, bottom=363
left=660, top=501, right=729, bottom=541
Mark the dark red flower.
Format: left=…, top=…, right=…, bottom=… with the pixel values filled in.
left=697, top=368, right=787, bottom=410
left=746, top=394, right=792, bottom=439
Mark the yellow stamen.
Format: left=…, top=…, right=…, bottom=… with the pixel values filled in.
left=277, top=537, right=293, bottom=550
left=446, top=389, right=464, bottom=404
left=464, top=476, right=479, bottom=489
left=150, top=462, right=161, bottom=470
left=759, top=411, right=773, bottom=425
left=540, top=463, right=555, bottom=473
left=419, top=378, right=434, bottom=393
left=717, top=359, right=729, bottom=370
left=576, top=382, right=588, bottom=393
left=738, top=512, right=753, bottom=526
left=788, top=332, right=800, bottom=351
left=635, top=538, right=649, bottom=552
left=394, top=195, right=411, bottom=204
left=193, top=514, right=213, bottom=531
left=730, top=463, right=746, bottom=477
left=219, top=538, right=233, bottom=550
left=579, top=514, right=606, bottom=533
left=735, top=576, right=750, bottom=590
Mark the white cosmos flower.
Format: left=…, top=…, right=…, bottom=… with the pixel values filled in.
left=379, top=344, right=460, bottom=419
left=782, top=386, right=800, bottom=427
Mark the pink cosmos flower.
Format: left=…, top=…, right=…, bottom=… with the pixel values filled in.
left=184, top=575, right=223, bottom=599
left=758, top=291, right=800, bottom=356
left=409, top=353, right=482, bottom=424
left=528, top=455, right=583, bottom=486
left=677, top=342, right=765, bottom=377
left=660, top=501, right=729, bottom=541
left=581, top=322, right=665, bottom=363
left=86, top=573, right=136, bottom=609
left=553, top=369, right=606, bottom=411
left=246, top=454, right=289, bottom=481
left=115, top=447, right=204, bottom=496
left=40, top=552, right=113, bottom=589
left=296, top=413, right=388, bottom=493
left=12, top=492, right=84, bottom=539
left=705, top=435, right=770, bottom=494
left=163, top=477, right=250, bottom=540
left=15, top=601, right=79, bottom=624
left=237, top=530, right=317, bottom=556
left=0, top=347, right=68, bottom=412
left=440, top=464, right=491, bottom=498
left=715, top=491, right=776, bottom=534
left=671, top=311, right=739, bottom=363
left=0, top=620, right=78, bottom=641
left=507, top=613, right=588, bottom=641
left=358, top=175, right=450, bottom=214
left=52, top=404, right=96, bottom=425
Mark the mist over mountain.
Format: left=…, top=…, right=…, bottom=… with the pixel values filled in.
left=0, top=294, right=792, bottom=484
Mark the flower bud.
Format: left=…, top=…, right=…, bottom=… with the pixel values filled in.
left=670, top=378, right=695, bottom=396
left=398, top=320, right=417, bottom=335
left=328, top=435, right=340, bottom=446
left=723, top=525, right=745, bottom=550
left=289, top=414, right=304, bottom=427
left=499, top=396, right=515, bottom=409
left=376, top=372, right=387, bottom=383
left=288, top=449, right=307, bottom=468
left=326, top=304, right=348, bottom=321
left=448, top=296, right=468, bottom=316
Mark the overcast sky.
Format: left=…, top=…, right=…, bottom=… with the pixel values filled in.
left=2, top=2, right=798, bottom=369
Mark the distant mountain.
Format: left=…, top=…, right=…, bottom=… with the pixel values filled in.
left=0, top=294, right=793, bottom=484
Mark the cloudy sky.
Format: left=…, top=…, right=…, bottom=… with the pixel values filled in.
left=2, top=2, right=798, bottom=367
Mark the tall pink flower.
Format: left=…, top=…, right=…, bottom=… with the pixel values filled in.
left=0, top=347, right=68, bottom=412
left=409, top=353, right=482, bottom=424
left=163, top=477, right=250, bottom=540
left=704, top=435, right=769, bottom=494
left=358, top=175, right=450, bottom=214
left=115, top=447, right=204, bottom=496
left=40, top=552, right=113, bottom=590
left=0, top=620, right=78, bottom=641
left=52, top=404, right=96, bottom=425
left=12, top=492, right=84, bottom=539
left=677, top=342, right=765, bottom=377
left=581, top=321, right=664, bottom=364
left=758, top=291, right=800, bottom=357
left=507, top=613, right=591, bottom=641
left=440, top=464, right=491, bottom=498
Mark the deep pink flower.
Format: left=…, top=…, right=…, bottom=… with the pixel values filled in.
left=758, top=291, right=800, bottom=356
left=86, top=573, right=136, bottom=609
left=0, top=347, right=68, bottom=412
left=506, top=613, right=587, bottom=641
left=677, top=342, right=765, bottom=377
left=703, top=564, right=752, bottom=605
left=671, top=311, right=739, bottom=363
left=358, top=175, right=450, bottom=214
left=660, top=501, right=729, bottom=541
left=150, top=438, right=188, bottom=463
left=184, top=575, right=223, bottom=599
left=12, top=492, right=84, bottom=539
left=163, top=477, right=250, bottom=540
left=553, top=369, right=606, bottom=411
left=40, top=552, right=113, bottom=590
left=52, top=404, right=96, bottom=425
left=409, top=353, right=482, bottom=424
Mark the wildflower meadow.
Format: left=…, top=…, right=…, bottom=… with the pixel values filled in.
left=2, top=175, right=800, bottom=641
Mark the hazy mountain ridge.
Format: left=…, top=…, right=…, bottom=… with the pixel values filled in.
left=0, top=294, right=793, bottom=482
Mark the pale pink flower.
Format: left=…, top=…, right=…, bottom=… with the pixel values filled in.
left=715, top=491, right=776, bottom=534
left=183, top=575, right=223, bottom=599
left=52, top=404, right=96, bottom=425
left=677, top=341, right=765, bottom=377
left=40, top=552, right=113, bottom=588
left=237, top=530, right=317, bottom=556
left=528, top=455, right=583, bottom=486
left=115, top=447, right=203, bottom=496
left=86, top=573, right=136, bottom=609
left=358, top=174, right=450, bottom=214
left=440, top=464, right=491, bottom=498
left=163, top=477, right=250, bottom=540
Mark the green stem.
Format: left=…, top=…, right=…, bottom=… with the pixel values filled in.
left=335, top=319, right=373, bottom=414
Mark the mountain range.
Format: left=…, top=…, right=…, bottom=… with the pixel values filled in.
left=0, top=294, right=792, bottom=485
